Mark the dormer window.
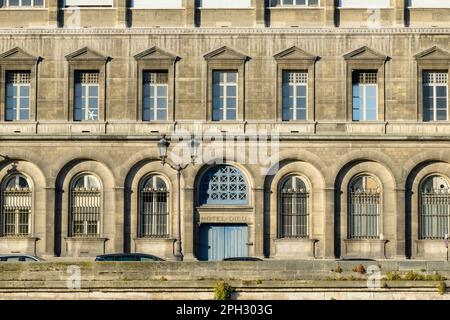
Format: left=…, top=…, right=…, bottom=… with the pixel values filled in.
left=64, top=0, right=113, bottom=7
left=0, top=0, right=44, bottom=7
left=271, top=0, right=319, bottom=7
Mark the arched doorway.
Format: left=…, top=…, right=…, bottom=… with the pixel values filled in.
left=195, top=164, right=251, bottom=261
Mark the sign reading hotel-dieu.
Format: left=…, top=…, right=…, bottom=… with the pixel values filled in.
left=199, top=215, right=249, bottom=223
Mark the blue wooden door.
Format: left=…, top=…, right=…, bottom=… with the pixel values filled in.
left=199, top=224, right=248, bottom=261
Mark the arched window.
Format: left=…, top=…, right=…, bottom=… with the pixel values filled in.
left=199, top=165, right=248, bottom=205
left=70, top=174, right=101, bottom=237
left=279, top=176, right=309, bottom=238
left=1, top=174, right=32, bottom=237
left=348, top=175, right=381, bottom=239
left=139, top=175, right=169, bottom=238
left=420, top=175, right=450, bottom=240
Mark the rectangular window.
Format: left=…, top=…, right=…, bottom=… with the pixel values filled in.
left=352, top=71, right=378, bottom=122
left=340, top=0, right=390, bottom=8
left=74, top=71, right=99, bottom=122
left=64, top=0, right=113, bottom=7
left=212, top=71, right=238, bottom=121
left=271, top=0, right=319, bottom=6
left=282, top=71, right=308, bottom=121
left=409, top=0, right=450, bottom=8
left=5, top=71, right=31, bottom=122
left=423, top=71, right=448, bottom=122
left=131, top=0, right=182, bottom=9
left=200, top=0, right=251, bottom=8
left=142, top=71, right=168, bottom=121
left=0, top=0, right=44, bottom=7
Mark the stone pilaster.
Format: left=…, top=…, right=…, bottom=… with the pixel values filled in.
left=182, top=187, right=196, bottom=260
left=116, top=0, right=127, bottom=28
left=323, top=187, right=336, bottom=259
left=47, top=0, right=59, bottom=28
left=324, top=0, right=336, bottom=27
left=254, top=0, right=265, bottom=28
left=184, top=0, right=196, bottom=28
left=253, top=187, right=265, bottom=258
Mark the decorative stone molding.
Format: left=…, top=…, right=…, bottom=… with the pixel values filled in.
left=274, top=46, right=318, bottom=122
left=0, top=47, right=41, bottom=123
left=414, top=46, right=450, bottom=122
left=134, top=46, right=179, bottom=122
left=344, top=46, right=389, bottom=122
left=203, top=46, right=250, bottom=122
left=65, top=47, right=110, bottom=122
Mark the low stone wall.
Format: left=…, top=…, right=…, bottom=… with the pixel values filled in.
left=0, top=260, right=449, bottom=300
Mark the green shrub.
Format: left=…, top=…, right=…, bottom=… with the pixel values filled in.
left=403, top=271, right=425, bottom=281
left=386, top=271, right=401, bottom=281
left=437, top=282, right=447, bottom=295
left=353, top=264, right=366, bottom=274
left=214, top=281, right=234, bottom=300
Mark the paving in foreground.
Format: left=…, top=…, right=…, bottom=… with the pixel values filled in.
left=1, top=260, right=450, bottom=300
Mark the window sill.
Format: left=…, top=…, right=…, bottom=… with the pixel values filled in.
left=338, top=7, right=393, bottom=9
left=268, top=6, right=324, bottom=10
left=198, top=7, right=255, bottom=10
left=62, top=7, right=115, bottom=11
left=130, top=7, right=185, bottom=11
left=0, top=8, right=47, bottom=11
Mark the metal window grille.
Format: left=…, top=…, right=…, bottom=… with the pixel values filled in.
left=6, top=71, right=31, bottom=84
left=349, top=188, right=380, bottom=239
left=280, top=190, right=309, bottom=238
left=424, top=72, right=448, bottom=85
left=143, top=71, right=168, bottom=84
left=286, top=71, right=308, bottom=84
left=420, top=188, right=450, bottom=240
left=70, top=187, right=101, bottom=237
left=1, top=186, right=31, bottom=237
left=356, top=71, right=377, bottom=84
left=75, top=71, right=99, bottom=84
left=139, top=187, right=169, bottom=238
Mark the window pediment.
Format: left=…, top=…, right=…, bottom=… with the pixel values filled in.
left=134, top=46, right=179, bottom=63
left=414, top=46, right=450, bottom=62
left=204, top=46, right=250, bottom=62
left=274, top=46, right=317, bottom=62
left=65, top=47, right=109, bottom=63
left=343, top=46, right=388, bottom=62
left=0, top=47, right=39, bottom=64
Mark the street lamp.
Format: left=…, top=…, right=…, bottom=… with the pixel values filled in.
left=157, top=134, right=199, bottom=261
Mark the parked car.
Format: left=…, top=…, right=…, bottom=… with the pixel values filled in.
left=222, top=257, right=263, bottom=262
left=0, top=255, right=44, bottom=262
left=95, top=253, right=165, bottom=262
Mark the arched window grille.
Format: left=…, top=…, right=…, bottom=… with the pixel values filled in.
left=139, top=175, right=169, bottom=238
left=420, top=175, right=450, bottom=240
left=279, top=176, right=309, bottom=238
left=70, top=174, right=101, bottom=237
left=348, top=175, right=381, bottom=239
left=199, top=165, right=248, bottom=205
left=1, top=174, right=32, bottom=237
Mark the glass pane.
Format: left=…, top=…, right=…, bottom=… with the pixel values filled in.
left=296, top=97, right=307, bottom=109
left=353, top=107, right=360, bottom=121
left=9, top=0, right=19, bottom=6
left=296, top=85, right=307, bottom=97
left=34, top=0, right=44, bottom=5
left=227, top=72, right=237, bottom=83
left=89, top=85, right=98, bottom=97
left=366, top=97, right=377, bottom=109
left=20, top=85, right=30, bottom=97
left=226, top=97, right=236, bottom=108
left=227, top=86, right=236, bottom=97
left=436, top=86, right=447, bottom=98
left=436, top=109, right=447, bottom=121
left=366, top=109, right=377, bottom=121
left=297, top=109, right=307, bottom=120
left=20, top=98, right=29, bottom=109
left=282, top=83, right=291, bottom=98
left=157, top=86, right=167, bottom=97
left=157, top=98, right=167, bottom=108
left=226, top=108, right=236, bottom=120
left=22, top=0, right=32, bottom=5
left=436, top=98, right=447, bottom=109
left=282, top=107, right=291, bottom=121
left=88, top=98, right=98, bottom=109
left=156, top=109, right=167, bottom=120
left=19, top=108, right=29, bottom=120
left=352, top=84, right=360, bottom=98
left=366, top=85, right=377, bottom=97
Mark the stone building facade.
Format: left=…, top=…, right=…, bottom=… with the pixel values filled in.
left=0, top=0, right=450, bottom=261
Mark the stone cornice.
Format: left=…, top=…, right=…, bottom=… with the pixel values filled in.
left=0, top=27, right=450, bottom=36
